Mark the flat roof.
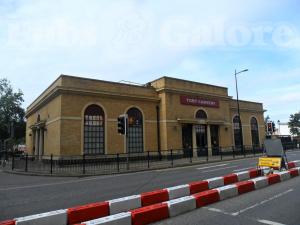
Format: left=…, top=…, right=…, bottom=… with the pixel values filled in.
left=150, top=76, right=228, bottom=90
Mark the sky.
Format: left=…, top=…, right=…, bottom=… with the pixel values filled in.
left=0, top=0, right=300, bottom=127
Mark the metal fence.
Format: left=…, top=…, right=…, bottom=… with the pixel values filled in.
left=1, top=142, right=299, bottom=176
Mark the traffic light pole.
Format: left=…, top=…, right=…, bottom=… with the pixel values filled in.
left=235, top=69, right=248, bottom=152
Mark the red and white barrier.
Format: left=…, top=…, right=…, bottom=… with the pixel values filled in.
left=234, top=171, right=250, bottom=181
left=15, top=210, right=67, bottom=225
left=277, top=171, right=291, bottom=181
left=0, top=220, right=16, bottom=225
left=108, top=195, right=141, bottom=215
left=166, top=184, right=190, bottom=200
left=205, top=177, right=224, bottom=189
left=188, top=180, right=209, bottom=194
left=140, top=189, right=169, bottom=207
left=166, top=196, right=196, bottom=217
left=216, top=184, right=238, bottom=200
left=251, top=176, right=268, bottom=189
left=67, top=202, right=109, bottom=225
left=130, top=203, right=169, bottom=225
left=82, top=212, right=132, bottom=225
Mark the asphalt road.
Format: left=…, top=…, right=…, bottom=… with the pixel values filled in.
left=0, top=150, right=300, bottom=221
left=153, top=171, right=300, bottom=225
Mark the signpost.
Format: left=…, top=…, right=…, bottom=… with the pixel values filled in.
left=258, top=139, right=287, bottom=174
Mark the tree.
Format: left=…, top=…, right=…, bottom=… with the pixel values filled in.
left=288, top=111, right=300, bottom=136
left=0, top=78, right=26, bottom=143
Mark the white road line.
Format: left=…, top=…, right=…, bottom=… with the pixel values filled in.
left=257, top=219, right=286, bottom=225
left=204, top=207, right=232, bottom=215
left=201, top=165, right=237, bottom=173
left=196, top=163, right=228, bottom=170
left=231, top=189, right=293, bottom=216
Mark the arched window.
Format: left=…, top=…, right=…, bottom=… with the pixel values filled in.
left=127, top=107, right=143, bottom=153
left=251, top=117, right=260, bottom=146
left=84, top=104, right=105, bottom=154
left=233, top=115, right=242, bottom=148
left=196, top=110, right=207, bottom=119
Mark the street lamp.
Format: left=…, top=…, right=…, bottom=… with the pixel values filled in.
left=235, top=69, right=248, bottom=152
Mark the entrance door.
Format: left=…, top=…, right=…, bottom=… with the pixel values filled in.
left=195, top=125, right=207, bottom=156
left=210, top=125, right=219, bottom=155
left=182, top=124, right=193, bottom=157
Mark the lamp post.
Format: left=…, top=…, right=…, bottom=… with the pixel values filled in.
left=235, top=69, right=248, bottom=152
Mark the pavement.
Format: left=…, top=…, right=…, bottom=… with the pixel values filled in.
left=0, top=150, right=300, bottom=222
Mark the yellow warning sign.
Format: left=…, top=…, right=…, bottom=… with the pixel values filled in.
left=258, top=157, right=282, bottom=168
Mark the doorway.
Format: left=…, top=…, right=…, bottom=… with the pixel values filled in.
left=210, top=125, right=219, bottom=155
left=182, top=124, right=193, bottom=157
left=195, top=124, right=207, bottom=156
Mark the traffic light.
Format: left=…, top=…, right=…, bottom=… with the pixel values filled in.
left=117, top=115, right=127, bottom=135
left=267, top=122, right=273, bottom=133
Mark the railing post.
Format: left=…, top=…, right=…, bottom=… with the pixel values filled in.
left=220, top=147, right=222, bottom=160
left=232, top=146, right=235, bottom=159
left=50, top=154, right=53, bottom=174
left=117, top=153, right=120, bottom=172
left=253, top=145, right=255, bottom=156
left=12, top=151, right=14, bottom=170
left=25, top=153, right=28, bottom=172
left=189, top=148, right=192, bottom=163
left=170, top=149, right=173, bottom=167
left=147, top=151, right=150, bottom=168
left=82, top=154, right=86, bottom=174
left=127, top=152, right=130, bottom=170
left=206, top=148, right=209, bottom=162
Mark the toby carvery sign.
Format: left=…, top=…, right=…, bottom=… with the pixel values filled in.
left=180, top=95, right=219, bottom=108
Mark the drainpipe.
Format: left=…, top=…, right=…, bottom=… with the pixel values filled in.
left=156, top=105, right=161, bottom=159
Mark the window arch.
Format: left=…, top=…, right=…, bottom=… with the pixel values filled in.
left=127, top=107, right=144, bottom=153
left=196, top=110, right=207, bottom=119
left=84, top=104, right=105, bottom=154
left=251, top=117, right=260, bottom=146
left=233, top=115, right=242, bottom=148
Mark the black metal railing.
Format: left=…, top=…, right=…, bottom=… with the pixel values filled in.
left=1, top=142, right=299, bottom=175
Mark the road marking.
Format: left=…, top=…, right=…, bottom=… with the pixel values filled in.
left=257, top=219, right=286, bottom=225
left=196, top=163, right=228, bottom=170
left=204, top=207, right=232, bottom=215
left=201, top=165, right=237, bottom=173
left=231, top=189, right=293, bottom=216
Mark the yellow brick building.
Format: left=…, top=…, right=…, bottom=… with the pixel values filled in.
left=25, top=75, right=265, bottom=158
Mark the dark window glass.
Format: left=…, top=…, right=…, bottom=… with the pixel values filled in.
left=251, top=117, right=260, bottom=146
left=127, top=107, right=143, bottom=153
left=196, top=110, right=207, bottom=119
left=84, top=104, right=105, bottom=155
left=233, top=116, right=242, bottom=148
